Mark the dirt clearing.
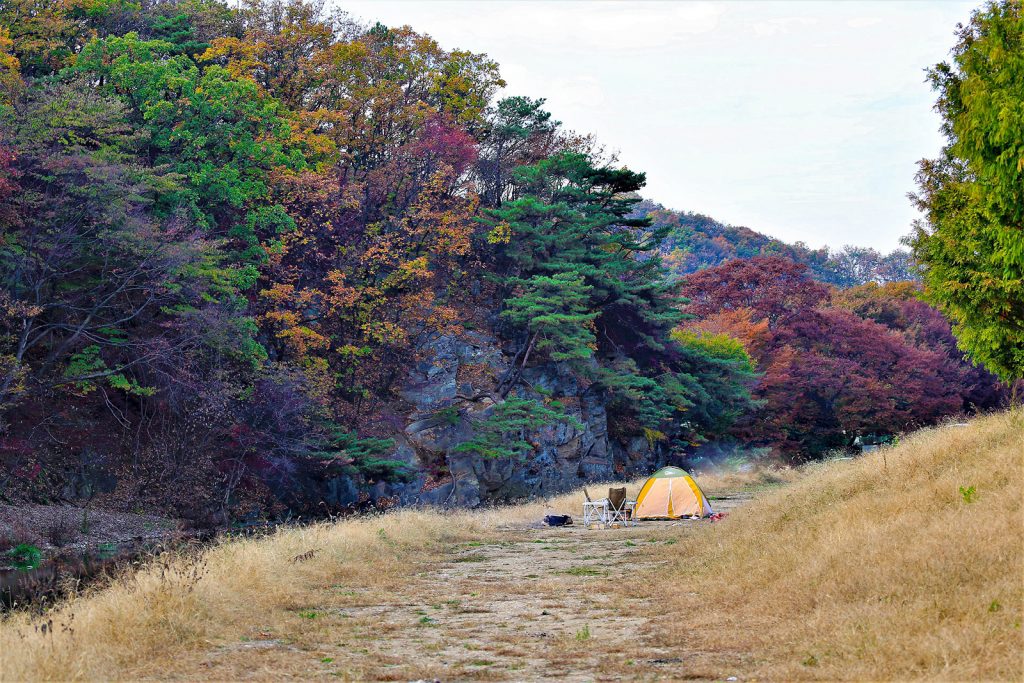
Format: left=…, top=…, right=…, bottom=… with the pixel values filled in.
left=151, top=495, right=751, bottom=681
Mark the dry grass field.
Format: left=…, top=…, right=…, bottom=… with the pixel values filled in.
left=0, top=411, right=1020, bottom=681
left=651, top=410, right=1024, bottom=681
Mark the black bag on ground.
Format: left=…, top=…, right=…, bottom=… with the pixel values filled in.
left=544, top=514, right=573, bottom=527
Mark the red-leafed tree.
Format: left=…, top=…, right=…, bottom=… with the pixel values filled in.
left=681, top=258, right=1002, bottom=460
left=680, top=256, right=830, bottom=327
left=755, top=308, right=961, bottom=456
left=833, top=282, right=1012, bottom=411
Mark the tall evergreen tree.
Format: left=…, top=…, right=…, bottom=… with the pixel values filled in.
left=908, top=0, right=1024, bottom=382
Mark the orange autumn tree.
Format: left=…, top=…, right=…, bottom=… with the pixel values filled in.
left=218, top=7, right=498, bottom=412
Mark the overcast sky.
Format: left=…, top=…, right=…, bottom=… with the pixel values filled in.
left=339, top=1, right=978, bottom=252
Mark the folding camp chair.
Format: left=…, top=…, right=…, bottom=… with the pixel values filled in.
left=582, top=487, right=636, bottom=528
left=582, top=488, right=603, bottom=527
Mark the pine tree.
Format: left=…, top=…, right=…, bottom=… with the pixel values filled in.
left=482, top=151, right=757, bottom=443
left=485, top=151, right=682, bottom=363
left=452, top=397, right=582, bottom=460
left=500, top=272, right=597, bottom=362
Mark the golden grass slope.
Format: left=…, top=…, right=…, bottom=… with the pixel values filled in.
left=650, top=410, right=1024, bottom=680
left=0, top=508, right=502, bottom=681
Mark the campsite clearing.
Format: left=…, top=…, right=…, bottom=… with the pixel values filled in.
left=150, top=496, right=752, bottom=682
left=0, top=485, right=756, bottom=682
left=1, top=411, right=1021, bottom=681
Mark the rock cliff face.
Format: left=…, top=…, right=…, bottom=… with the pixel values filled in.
left=371, top=332, right=666, bottom=507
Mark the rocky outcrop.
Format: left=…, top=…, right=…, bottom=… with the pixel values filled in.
left=379, top=332, right=666, bottom=507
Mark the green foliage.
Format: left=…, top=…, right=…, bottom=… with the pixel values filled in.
left=317, top=424, right=409, bottom=483
left=62, top=346, right=106, bottom=394
left=72, top=33, right=307, bottom=236
left=488, top=152, right=681, bottom=356
left=959, top=485, right=978, bottom=504
left=490, top=96, right=557, bottom=142
left=232, top=205, right=297, bottom=265
left=595, top=331, right=760, bottom=441
left=62, top=346, right=155, bottom=397
left=482, top=151, right=750, bottom=441
left=501, top=273, right=597, bottom=361
left=671, top=329, right=756, bottom=375
left=453, top=397, right=582, bottom=459
left=107, top=374, right=156, bottom=397
left=6, top=543, right=42, bottom=570
left=908, top=1, right=1024, bottom=381
left=147, top=11, right=209, bottom=56
left=478, top=96, right=559, bottom=206
left=669, top=329, right=761, bottom=435
left=595, top=359, right=678, bottom=429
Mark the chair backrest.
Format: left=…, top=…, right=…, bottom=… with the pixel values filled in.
left=607, top=487, right=627, bottom=511
left=583, top=488, right=593, bottom=503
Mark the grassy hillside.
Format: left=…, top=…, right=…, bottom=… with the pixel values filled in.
left=653, top=409, right=1023, bottom=680
left=0, top=412, right=1020, bottom=681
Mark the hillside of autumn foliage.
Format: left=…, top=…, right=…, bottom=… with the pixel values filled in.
left=637, top=199, right=919, bottom=288
left=0, top=0, right=1013, bottom=524
left=679, top=259, right=1011, bottom=459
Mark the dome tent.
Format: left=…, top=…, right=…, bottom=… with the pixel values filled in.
left=633, top=466, right=713, bottom=519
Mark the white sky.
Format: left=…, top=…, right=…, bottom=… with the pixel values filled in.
left=338, top=1, right=978, bottom=252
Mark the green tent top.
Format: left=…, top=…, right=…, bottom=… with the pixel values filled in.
left=649, top=466, right=691, bottom=478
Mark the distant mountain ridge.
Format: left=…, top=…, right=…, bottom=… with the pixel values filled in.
left=636, top=200, right=918, bottom=287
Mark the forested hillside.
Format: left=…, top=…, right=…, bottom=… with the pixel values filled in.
left=637, top=200, right=918, bottom=287
left=0, top=0, right=1011, bottom=525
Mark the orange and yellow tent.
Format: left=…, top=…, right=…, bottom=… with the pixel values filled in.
left=633, top=466, right=712, bottom=519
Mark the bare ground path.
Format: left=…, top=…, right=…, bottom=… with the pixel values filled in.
left=177, top=495, right=752, bottom=682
